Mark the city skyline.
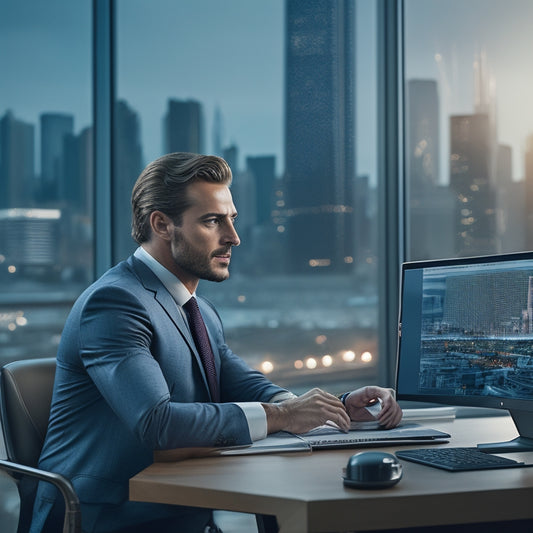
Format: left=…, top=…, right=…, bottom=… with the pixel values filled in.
left=2, top=0, right=533, bottom=397
left=2, top=0, right=533, bottom=185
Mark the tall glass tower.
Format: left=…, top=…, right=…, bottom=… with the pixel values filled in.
left=284, top=0, right=355, bottom=273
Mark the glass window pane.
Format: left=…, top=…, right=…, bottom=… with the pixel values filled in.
left=116, top=0, right=380, bottom=394
left=0, top=1, right=93, bottom=364
left=404, top=0, right=533, bottom=261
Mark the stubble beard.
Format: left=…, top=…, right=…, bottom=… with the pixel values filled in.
left=171, top=232, right=230, bottom=283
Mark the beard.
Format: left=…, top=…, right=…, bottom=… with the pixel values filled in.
left=170, top=229, right=231, bottom=283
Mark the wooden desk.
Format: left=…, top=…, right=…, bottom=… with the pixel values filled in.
left=129, top=416, right=533, bottom=533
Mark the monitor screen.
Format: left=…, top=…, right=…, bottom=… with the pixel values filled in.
left=396, top=251, right=533, bottom=452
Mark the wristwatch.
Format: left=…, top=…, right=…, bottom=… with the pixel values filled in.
left=338, top=392, right=350, bottom=405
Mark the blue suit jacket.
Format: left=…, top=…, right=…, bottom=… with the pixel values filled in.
left=30, top=255, right=285, bottom=532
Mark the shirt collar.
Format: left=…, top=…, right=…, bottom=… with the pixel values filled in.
left=134, top=246, right=194, bottom=307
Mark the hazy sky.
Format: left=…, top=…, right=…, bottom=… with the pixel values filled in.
left=116, top=0, right=286, bottom=170
left=405, top=0, right=533, bottom=182
left=116, top=0, right=377, bottom=177
left=0, top=0, right=376, bottom=179
left=2, top=0, right=532, bottom=184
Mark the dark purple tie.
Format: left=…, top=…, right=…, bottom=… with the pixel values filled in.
left=183, top=297, right=220, bottom=402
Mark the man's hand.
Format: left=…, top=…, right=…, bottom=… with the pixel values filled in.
left=344, top=386, right=403, bottom=429
left=262, top=388, right=351, bottom=435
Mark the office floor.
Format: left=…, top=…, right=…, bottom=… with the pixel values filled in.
left=0, top=475, right=256, bottom=533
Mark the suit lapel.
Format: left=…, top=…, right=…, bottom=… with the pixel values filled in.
left=128, top=255, right=218, bottom=400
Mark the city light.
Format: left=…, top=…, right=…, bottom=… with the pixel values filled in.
left=294, top=360, right=304, bottom=369
left=342, top=350, right=356, bottom=362
left=1, top=208, right=61, bottom=220
left=315, top=335, right=327, bottom=345
left=309, top=259, right=331, bottom=267
left=237, top=295, right=246, bottom=303
left=8, top=265, right=16, bottom=274
left=321, top=355, right=333, bottom=367
left=260, top=361, right=274, bottom=374
left=305, top=357, right=318, bottom=369
left=361, top=351, right=373, bottom=363
left=15, top=316, right=28, bottom=326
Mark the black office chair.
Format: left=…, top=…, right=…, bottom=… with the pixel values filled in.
left=0, top=358, right=274, bottom=533
left=0, top=358, right=81, bottom=533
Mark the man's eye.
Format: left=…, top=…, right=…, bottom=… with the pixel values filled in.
left=205, top=218, right=219, bottom=225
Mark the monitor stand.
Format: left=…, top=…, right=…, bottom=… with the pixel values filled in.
left=477, top=409, right=533, bottom=453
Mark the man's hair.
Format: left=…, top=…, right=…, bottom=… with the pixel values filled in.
left=131, top=152, right=233, bottom=244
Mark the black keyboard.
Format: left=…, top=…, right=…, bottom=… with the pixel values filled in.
left=395, top=447, right=524, bottom=471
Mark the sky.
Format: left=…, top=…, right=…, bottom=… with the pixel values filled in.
left=405, top=0, right=533, bottom=182
left=1, top=0, right=533, bottom=184
left=115, top=0, right=377, bottom=178
left=0, top=0, right=376, bottom=180
left=115, top=0, right=286, bottom=170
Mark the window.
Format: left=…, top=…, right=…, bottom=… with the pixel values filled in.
left=0, top=1, right=93, bottom=364
left=116, top=0, right=381, bottom=393
left=404, top=0, right=533, bottom=261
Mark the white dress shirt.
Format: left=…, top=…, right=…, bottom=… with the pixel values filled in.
left=133, top=246, right=294, bottom=441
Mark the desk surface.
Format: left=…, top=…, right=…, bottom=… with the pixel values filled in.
left=129, top=416, right=533, bottom=533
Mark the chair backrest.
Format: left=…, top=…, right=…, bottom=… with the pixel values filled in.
left=0, top=358, right=56, bottom=467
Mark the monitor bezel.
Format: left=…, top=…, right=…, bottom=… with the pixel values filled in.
left=395, top=249, right=533, bottom=415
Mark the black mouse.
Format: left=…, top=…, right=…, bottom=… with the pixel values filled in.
left=343, top=451, right=403, bottom=489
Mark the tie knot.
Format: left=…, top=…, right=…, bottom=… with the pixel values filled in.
left=184, top=297, right=203, bottom=325
left=184, top=296, right=199, bottom=313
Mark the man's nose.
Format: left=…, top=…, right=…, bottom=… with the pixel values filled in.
left=224, top=223, right=240, bottom=246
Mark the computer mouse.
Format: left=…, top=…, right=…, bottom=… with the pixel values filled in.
left=343, top=451, right=403, bottom=489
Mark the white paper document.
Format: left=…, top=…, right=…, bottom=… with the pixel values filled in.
left=219, top=422, right=450, bottom=455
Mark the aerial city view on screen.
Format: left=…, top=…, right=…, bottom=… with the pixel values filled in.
left=419, top=268, right=533, bottom=400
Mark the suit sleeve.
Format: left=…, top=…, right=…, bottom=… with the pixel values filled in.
left=77, top=283, right=253, bottom=449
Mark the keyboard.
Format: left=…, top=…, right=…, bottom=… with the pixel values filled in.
left=395, top=447, right=524, bottom=471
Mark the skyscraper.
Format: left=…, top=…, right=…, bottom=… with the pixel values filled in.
left=63, top=125, right=94, bottom=283
left=63, top=126, right=93, bottom=214
left=405, top=79, right=454, bottom=260
left=0, top=208, right=61, bottom=277
left=164, top=99, right=203, bottom=154
left=40, top=113, right=74, bottom=203
left=212, top=105, right=224, bottom=157
left=114, top=100, right=143, bottom=261
left=246, top=155, right=276, bottom=226
left=284, top=0, right=355, bottom=273
left=0, top=111, right=35, bottom=208
left=449, top=113, right=498, bottom=255
left=406, top=79, right=439, bottom=189
left=473, top=50, right=498, bottom=185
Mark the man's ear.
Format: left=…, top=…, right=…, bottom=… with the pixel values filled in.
left=149, top=211, right=174, bottom=241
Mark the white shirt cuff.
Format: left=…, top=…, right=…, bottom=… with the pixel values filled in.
left=234, top=402, right=268, bottom=441
left=234, top=391, right=297, bottom=442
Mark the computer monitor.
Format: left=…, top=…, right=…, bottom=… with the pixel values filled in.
left=396, top=251, right=533, bottom=452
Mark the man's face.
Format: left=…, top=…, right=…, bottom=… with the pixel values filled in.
left=169, top=180, right=240, bottom=290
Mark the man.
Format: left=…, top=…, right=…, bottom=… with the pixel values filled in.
left=31, top=152, right=402, bottom=533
